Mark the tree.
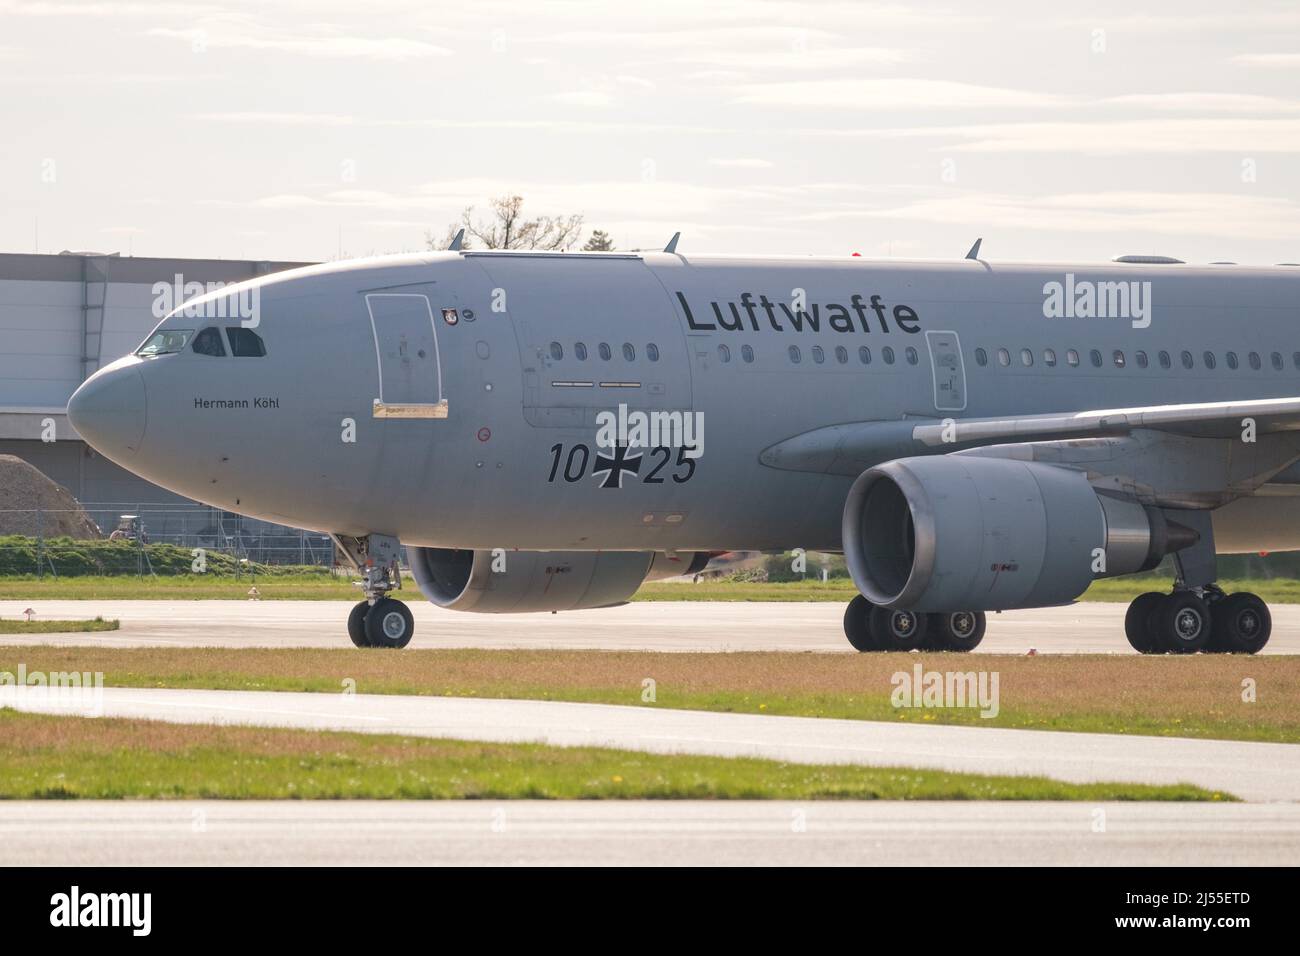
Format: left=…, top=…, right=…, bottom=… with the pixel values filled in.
left=428, top=194, right=584, bottom=252
left=582, top=229, right=615, bottom=252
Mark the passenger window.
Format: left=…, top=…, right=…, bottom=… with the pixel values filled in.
left=191, top=327, right=226, bottom=357
left=1090, top=349, right=1103, bottom=368
left=975, top=348, right=987, bottom=367
left=905, top=346, right=918, bottom=365
left=1113, top=350, right=1125, bottom=368
left=788, top=345, right=801, bottom=364
left=1272, top=351, right=1284, bottom=370
left=883, top=346, right=896, bottom=365
left=622, top=343, right=635, bottom=361
left=1044, top=348, right=1057, bottom=367
left=599, top=343, right=612, bottom=361
left=835, top=346, right=848, bottom=364
left=1249, top=351, right=1262, bottom=370
left=549, top=342, right=563, bottom=361
left=225, top=327, right=266, bottom=357
left=718, top=344, right=731, bottom=363
left=742, top=344, right=754, bottom=364
left=647, top=343, right=660, bottom=362
left=997, top=348, right=1010, bottom=367
left=1181, top=351, right=1194, bottom=369
left=1293, top=352, right=1300, bottom=370
left=1066, top=349, right=1080, bottom=367
left=1020, top=348, right=1033, bottom=367
left=1227, top=351, right=1238, bottom=369
left=574, top=342, right=588, bottom=361
left=1135, top=351, right=1148, bottom=368
left=1203, top=351, right=1216, bottom=370
left=1159, top=351, right=1171, bottom=369
left=812, top=345, right=825, bottom=364
left=859, top=346, right=872, bottom=365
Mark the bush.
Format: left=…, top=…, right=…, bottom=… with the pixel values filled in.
left=0, top=535, right=333, bottom=578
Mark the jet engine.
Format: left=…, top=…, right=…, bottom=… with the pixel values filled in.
left=841, top=455, right=1196, bottom=612
left=408, top=547, right=709, bottom=613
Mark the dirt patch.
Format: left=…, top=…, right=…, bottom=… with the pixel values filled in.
left=0, top=456, right=100, bottom=538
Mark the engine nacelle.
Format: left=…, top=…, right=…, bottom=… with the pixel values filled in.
left=408, top=547, right=709, bottom=613
left=842, top=456, right=1192, bottom=612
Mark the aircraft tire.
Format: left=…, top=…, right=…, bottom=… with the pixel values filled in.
left=870, top=606, right=927, bottom=651
left=364, top=598, right=414, bottom=649
left=348, top=600, right=371, bottom=648
left=1210, top=592, right=1271, bottom=655
left=843, top=595, right=878, bottom=652
left=1150, top=592, right=1211, bottom=654
left=1124, top=592, right=1165, bottom=654
left=930, top=610, right=986, bottom=652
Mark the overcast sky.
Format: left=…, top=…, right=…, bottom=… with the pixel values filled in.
left=3, top=0, right=1300, bottom=265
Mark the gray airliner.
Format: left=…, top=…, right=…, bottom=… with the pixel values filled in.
left=66, top=244, right=1300, bottom=652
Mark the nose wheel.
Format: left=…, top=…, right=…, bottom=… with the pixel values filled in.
left=334, top=532, right=414, bottom=649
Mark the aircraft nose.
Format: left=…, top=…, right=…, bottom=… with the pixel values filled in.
left=67, top=362, right=148, bottom=460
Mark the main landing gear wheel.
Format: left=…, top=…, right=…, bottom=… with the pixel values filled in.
left=870, top=606, right=927, bottom=651
left=364, top=597, right=414, bottom=650
left=842, top=594, right=877, bottom=652
left=1210, top=592, right=1271, bottom=654
left=930, top=610, right=986, bottom=652
left=1151, top=591, right=1212, bottom=654
left=1124, top=591, right=1165, bottom=654
left=347, top=601, right=371, bottom=648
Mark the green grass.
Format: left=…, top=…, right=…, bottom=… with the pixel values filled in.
left=0, top=617, right=118, bottom=634
left=5, top=648, right=1296, bottom=743
left=0, top=574, right=357, bottom=600
left=2, top=572, right=1299, bottom=604
left=0, top=709, right=1225, bottom=801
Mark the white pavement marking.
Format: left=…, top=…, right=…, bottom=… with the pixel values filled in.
left=2, top=801, right=1297, bottom=865
left=4, top=686, right=1298, bottom=801
left=2, top=599, right=1298, bottom=653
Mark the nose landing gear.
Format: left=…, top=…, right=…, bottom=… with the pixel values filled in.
left=333, top=533, right=414, bottom=649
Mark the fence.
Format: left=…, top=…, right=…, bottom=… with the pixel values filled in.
left=0, top=503, right=336, bottom=577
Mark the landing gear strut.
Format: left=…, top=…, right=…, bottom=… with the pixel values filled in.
left=842, top=594, right=985, bottom=652
left=1122, top=510, right=1271, bottom=654
left=333, top=533, right=414, bottom=649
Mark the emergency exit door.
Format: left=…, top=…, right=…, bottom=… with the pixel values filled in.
left=925, top=330, right=967, bottom=412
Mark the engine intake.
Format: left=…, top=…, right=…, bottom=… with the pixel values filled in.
left=842, top=456, right=1195, bottom=612
left=408, top=547, right=708, bottom=613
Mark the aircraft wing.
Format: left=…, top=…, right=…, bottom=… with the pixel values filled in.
left=912, top=396, right=1300, bottom=447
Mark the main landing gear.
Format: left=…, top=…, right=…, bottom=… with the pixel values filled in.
left=1123, top=509, right=1270, bottom=654
left=1124, top=588, right=1270, bottom=654
left=332, top=533, right=414, bottom=649
left=842, top=594, right=986, bottom=652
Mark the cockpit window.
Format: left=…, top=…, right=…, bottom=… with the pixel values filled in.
left=191, top=327, right=227, bottom=357
left=136, top=328, right=194, bottom=356
left=225, top=327, right=267, bottom=357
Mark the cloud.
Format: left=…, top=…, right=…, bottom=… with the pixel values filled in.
left=146, top=26, right=451, bottom=59
left=810, top=190, right=1300, bottom=241
left=731, top=78, right=1076, bottom=110
left=807, top=118, right=1300, bottom=154
left=1100, top=93, right=1300, bottom=113
left=195, top=111, right=357, bottom=126
left=1231, top=53, right=1300, bottom=69
left=709, top=158, right=774, bottom=168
